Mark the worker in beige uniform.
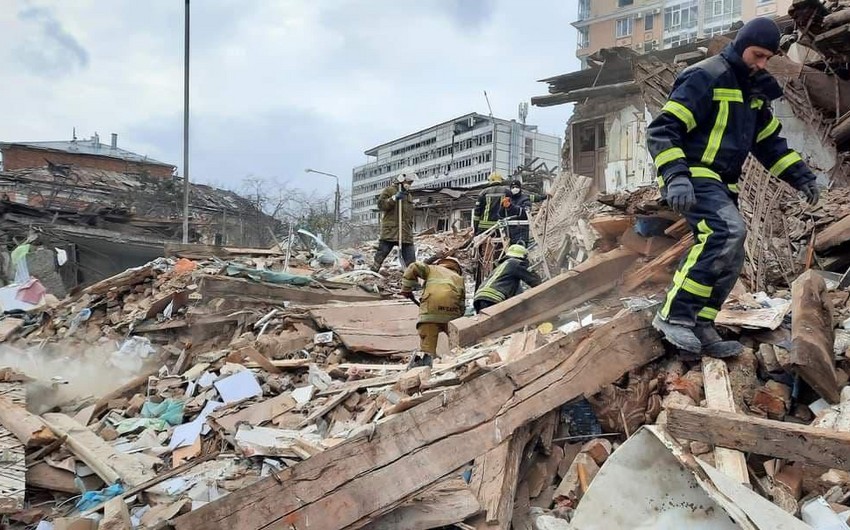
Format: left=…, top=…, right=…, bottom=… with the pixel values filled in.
left=400, top=257, right=465, bottom=368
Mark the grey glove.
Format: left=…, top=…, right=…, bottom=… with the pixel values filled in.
left=665, top=175, right=695, bottom=213
left=799, top=181, right=819, bottom=205
left=393, top=191, right=407, bottom=201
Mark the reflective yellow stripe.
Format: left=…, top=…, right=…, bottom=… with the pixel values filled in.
left=661, top=219, right=714, bottom=319
left=425, top=278, right=458, bottom=287
left=654, top=147, right=686, bottom=168
left=756, top=116, right=781, bottom=143
left=713, top=88, right=743, bottom=102
left=674, top=270, right=713, bottom=298
left=662, top=101, right=697, bottom=132
left=727, top=183, right=740, bottom=193
left=698, top=307, right=719, bottom=320
left=690, top=166, right=722, bottom=182
left=750, top=98, right=764, bottom=109
left=702, top=100, right=729, bottom=165
left=770, top=151, right=802, bottom=177
left=656, top=174, right=665, bottom=188
left=475, top=287, right=506, bottom=302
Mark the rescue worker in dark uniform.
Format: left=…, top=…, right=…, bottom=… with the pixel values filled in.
left=499, top=179, right=547, bottom=245
left=472, top=173, right=509, bottom=235
left=372, top=169, right=416, bottom=272
left=473, top=244, right=542, bottom=312
left=648, top=17, right=819, bottom=360
left=400, top=257, right=466, bottom=368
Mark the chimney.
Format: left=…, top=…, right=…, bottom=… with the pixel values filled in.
left=111, top=133, right=118, bottom=149
left=93, top=133, right=100, bottom=148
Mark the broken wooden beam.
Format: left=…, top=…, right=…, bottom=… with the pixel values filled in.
left=622, top=233, right=693, bottom=292
left=815, top=214, right=850, bottom=253
left=363, top=476, right=481, bottom=530
left=701, top=357, right=750, bottom=486
left=0, top=395, right=55, bottom=448
left=42, top=413, right=156, bottom=486
left=666, top=404, right=850, bottom=471
left=449, top=247, right=637, bottom=348
left=171, top=309, right=663, bottom=530
left=789, top=270, right=840, bottom=403
left=200, top=275, right=380, bottom=305
left=468, top=425, right=531, bottom=528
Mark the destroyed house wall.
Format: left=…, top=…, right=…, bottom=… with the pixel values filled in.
left=0, top=168, right=276, bottom=248
left=570, top=93, right=652, bottom=193
left=0, top=145, right=174, bottom=180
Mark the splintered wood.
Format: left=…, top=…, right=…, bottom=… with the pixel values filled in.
left=737, top=156, right=798, bottom=292
left=528, top=173, right=592, bottom=274
left=172, top=310, right=664, bottom=530
left=0, top=381, right=27, bottom=513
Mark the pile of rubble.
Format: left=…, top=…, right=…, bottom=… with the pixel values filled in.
left=1, top=180, right=849, bottom=529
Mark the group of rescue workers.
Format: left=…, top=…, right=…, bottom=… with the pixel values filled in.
left=369, top=170, right=544, bottom=368
left=371, top=16, right=822, bottom=368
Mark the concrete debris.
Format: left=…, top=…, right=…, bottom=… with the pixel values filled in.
left=3, top=15, right=850, bottom=526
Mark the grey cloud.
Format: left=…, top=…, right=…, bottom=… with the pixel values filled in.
left=16, top=5, right=89, bottom=76
left=447, top=0, right=496, bottom=29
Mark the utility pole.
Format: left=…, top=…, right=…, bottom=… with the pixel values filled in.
left=181, top=0, right=191, bottom=243
left=304, top=169, right=341, bottom=249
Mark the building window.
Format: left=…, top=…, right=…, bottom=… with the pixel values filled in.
left=664, top=0, right=699, bottom=31
left=615, top=17, right=633, bottom=38
left=578, top=0, right=591, bottom=20
left=578, top=27, right=590, bottom=49
left=644, top=14, right=654, bottom=30
left=619, top=0, right=634, bottom=6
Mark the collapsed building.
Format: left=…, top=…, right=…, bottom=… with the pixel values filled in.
left=2, top=4, right=850, bottom=529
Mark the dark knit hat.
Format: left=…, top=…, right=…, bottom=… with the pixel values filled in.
left=733, top=17, right=781, bottom=55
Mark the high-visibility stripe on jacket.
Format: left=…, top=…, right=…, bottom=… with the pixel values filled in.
left=647, top=45, right=815, bottom=193
left=473, top=184, right=509, bottom=231
left=401, top=262, right=465, bottom=324
left=473, top=257, right=542, bottom=305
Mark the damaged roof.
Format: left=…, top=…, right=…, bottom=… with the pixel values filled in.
left=0, top=137, right=174, bottom=168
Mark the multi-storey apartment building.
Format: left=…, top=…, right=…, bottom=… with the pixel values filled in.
left=350, top=113, right=560, bottom=226
left=573, top=0, right=792, bottom=66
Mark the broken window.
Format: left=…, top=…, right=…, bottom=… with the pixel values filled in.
left=644, top=14, right=654, bottom=30
left=578, top=27, right=590, bottom=49
left=615, top=17, right=633, bottom=38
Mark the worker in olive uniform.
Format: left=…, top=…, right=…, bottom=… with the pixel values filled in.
left=647, top=17, right=819, bottom=360
left=499, top=179, right=547, bottom=245
left=473, top=244, right=542, bottom=312
left=472, top=173, right=509, bottom=235
left=400, top=257, right=465, bottom=368
left=372, top=169, right=416, bottom=272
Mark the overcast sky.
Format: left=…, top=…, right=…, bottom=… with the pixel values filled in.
left=0, top=0, right=580, bottom=202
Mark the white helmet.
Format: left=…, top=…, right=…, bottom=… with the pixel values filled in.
left=397, top=168, right=416, bottom=183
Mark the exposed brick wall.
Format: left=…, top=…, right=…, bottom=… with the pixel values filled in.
left=1, top=146, right=174, bottom=179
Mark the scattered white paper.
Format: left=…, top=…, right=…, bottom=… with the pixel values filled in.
left=810, top=398, right=831, bottom=415
left=291, top=385, right=315, bottom=406
left=314, top=331, right=334, bottom=344
left=197, top=371, right=217, bottom=388
left=168, top=400, right=223, bottom=450
left=55, top=248, right=68, bottom=266
left=36, top=521, right=54, bottom=530
left=186, top=381, right=196, bottom=398
left=169, top=421, right=202, bottom=450
left=214, top=370, right=262, bottom=404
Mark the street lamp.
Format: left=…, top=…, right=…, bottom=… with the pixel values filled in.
left=304, top=168, right=341, bottom=249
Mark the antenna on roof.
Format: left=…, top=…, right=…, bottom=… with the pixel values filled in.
left=72, top=127, right=77, bottom=141
left=483, top=90, right=494, bottom=118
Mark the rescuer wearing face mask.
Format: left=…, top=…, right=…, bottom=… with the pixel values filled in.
left=372, top=169, right=417, bottom=272
left=499, top=179, right=547, bottom=245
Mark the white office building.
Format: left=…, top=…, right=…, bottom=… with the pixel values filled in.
left=351, top=112, right=561, bottom=226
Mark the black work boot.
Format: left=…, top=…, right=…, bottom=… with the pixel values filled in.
left=407, top=352, right=433, bottom=369
left=694, top=321, right=742, bottom=358
left=652, top=314, right=702, bottom=354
